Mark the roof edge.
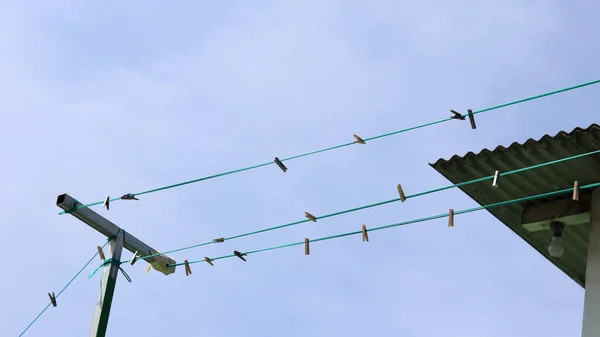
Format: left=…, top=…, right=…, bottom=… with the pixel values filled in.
left=430, top=123, right=600, bottom=167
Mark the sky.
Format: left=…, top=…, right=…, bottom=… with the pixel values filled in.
left=1, top=1, right=600, bottom=336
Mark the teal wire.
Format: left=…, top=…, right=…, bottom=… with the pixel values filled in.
left=175, top=181, right=600, bottom=267
left=121, top=149, right=600, bottom=264
left=18, top=240, right=110, bottom=337
left=58, top=79, right=600, bottom=215
left=88, top=258, right=119, bottom=279
left=471, top=79, right=600, bottom=115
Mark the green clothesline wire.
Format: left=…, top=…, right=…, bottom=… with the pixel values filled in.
left=58, top=78, right=600, bottom=215
left=122, top=149, right=600, bottom=264
left=18, top=240, right=110, bottom=337
left=174, top=181, right=600, bottom=267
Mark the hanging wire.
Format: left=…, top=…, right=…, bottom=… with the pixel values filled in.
left=59, top=79, right=600, bottom=215
left=174, top=181, right=600, bottom=267
left=122, top=149, right=600, bottom=264
left=18, top=239, right=111, bottom=337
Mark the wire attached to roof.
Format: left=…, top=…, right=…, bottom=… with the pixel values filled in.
left=123, top=149, right=600, bottom=264
left=173, top=181, right=600, bottom=268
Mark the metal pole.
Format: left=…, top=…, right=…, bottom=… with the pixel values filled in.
left=90, top=230, right=124, bottom=337
left=582, top=187, right=600, bottom=336
left=55, top=193, right=177, bottom=335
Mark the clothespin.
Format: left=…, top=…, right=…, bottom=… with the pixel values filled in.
left=492, top=170, right=500, bottom=188
left=184, top=259, right=192, bottom=276
left=573, top=181, right=580, bottom=201
left=274, top=157, right=287, bottom=172
left=305, top=212, right=317, bottom=222
left=145, top=264, right=153, bottom=274
left=450, top=109, right=476, bottom=129
left=213, top=237, right=225, bottom=243
left=397, top=184, right=407, bottom=202
left=448, top=208, right=454, bottom=227
left=130, top=251, right=139, bottom=265
left=103, top=196, right=110, bottom=211
left=233, top=250, right=247, bottom=262
left=48, top=292, right=57, bottom=307
left=204, top=257, right=214, bottom=266
left=467, top=109, right=476, bottom=129
left=450, top=110, right=465, bottom=120
left=362, top=224, right=369, bottom=242
left=97, top=246, right=106, bottom=260
left=305, top=238, right=310, bottom=255
left=120, top=193, right=139, bottom=201
left=353, top=134, right=366, bottom=144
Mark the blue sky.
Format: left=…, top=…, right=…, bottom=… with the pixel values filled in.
left=2, top=1, right=599, bottom=336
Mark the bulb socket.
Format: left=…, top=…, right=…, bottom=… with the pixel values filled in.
left=550, top=221, right=565, bottom=238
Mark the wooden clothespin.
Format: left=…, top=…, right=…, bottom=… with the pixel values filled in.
left=97, top=246, right=106, bottom=260
left=305, top=238, right=310, bottom=255
left=205, top=257, right=214, bottom=266
left=448, top=208, right=455, bottom=227
left=573, top=181, right=580, bottom=201
left=450, top=110, right=465, bottom=120
left=120, top=193, right=139, bottom=201
left=492, top=170, right=500, bottom=188
left=234, top=250, right=247, bottom=262
left=450, top=109, right=476, bottom=129
left=353, top=134, right=366, bottom=144
left=362, top=224, right=369, bottom=242
left=213, top=237, right=225, bottom=243
left=397, top=184, right=407, bottom=202
left=184, top=259, right=192, bottom=276
left=305, top=212, right=317, bottom=222
left=130, top=251, right=139, bottom=265
left=103, top=196, right=110, bottom=211
left=274, top=157, right=288, bottom=172
left=48, top=292, right=57, bottom=307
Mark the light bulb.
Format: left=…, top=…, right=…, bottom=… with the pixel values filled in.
left=548, top=236, right=565, bottom=257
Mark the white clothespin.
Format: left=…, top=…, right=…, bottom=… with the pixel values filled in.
left=492, top=170, right=500, bottom=188
left=103, top=196, right=110, bottom=210
left=130, top=251, right=139, bottom=265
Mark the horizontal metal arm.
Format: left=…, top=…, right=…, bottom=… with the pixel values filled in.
left=57, top=193, right=176, bottom=275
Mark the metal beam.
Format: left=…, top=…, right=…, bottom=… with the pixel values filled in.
left=90, top=231, right=124, bottom=337
left=56, top=193, right=176, bottom=275
left=521, top=192, right=591, bottom=232
left=522, top=192, right=591, bottom=224
left=582, top=187, right=600, bottom=336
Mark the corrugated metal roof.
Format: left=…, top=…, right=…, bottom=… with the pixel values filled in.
left=430, top=124, right=600, bottom=287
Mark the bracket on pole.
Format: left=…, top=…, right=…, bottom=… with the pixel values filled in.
left=56, top=193, right=177, bottom=337
left=56, top=193, right=176, bottom=275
